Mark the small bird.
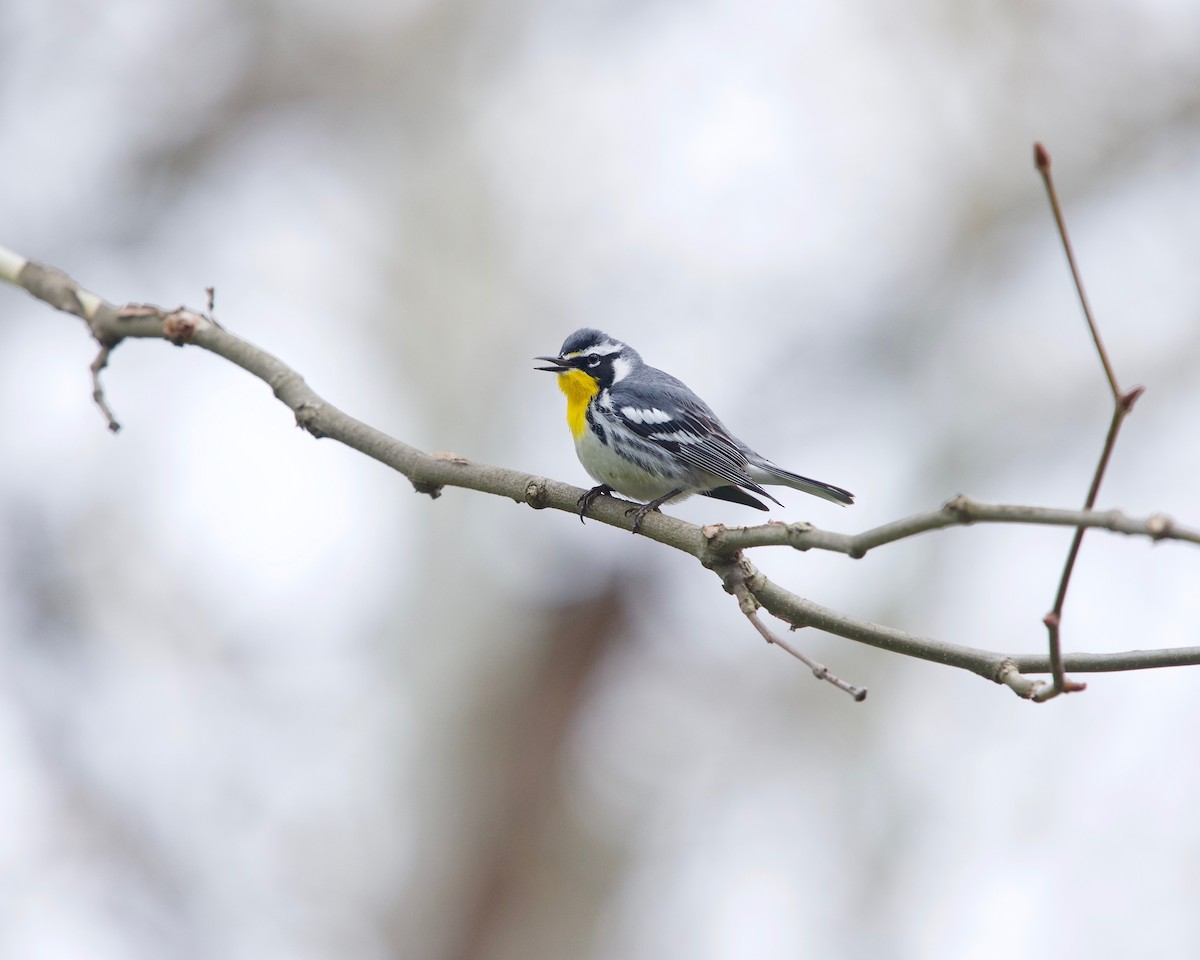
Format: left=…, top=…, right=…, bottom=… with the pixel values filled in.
left=535, top=328, right=854, bottom=533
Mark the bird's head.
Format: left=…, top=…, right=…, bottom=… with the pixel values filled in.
left=534, top=328, right=640, bottom=390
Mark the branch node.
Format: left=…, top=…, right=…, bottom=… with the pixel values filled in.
left=943, top=494, right=976, bottom=522
left=699, top=523, right=730, bottom=562
left=784, top=521, right=815, bottom=551
left=736, top=590, right=760, bottom=618
left=1120, top=385, right=1145, bottom=413
left=523, top=477, right=549, bottom=510
left=745, top=568, right=769, bottom=595
left=1032, top=677, right=1088, bottom=703
left=294, top=402, right=325, bottom=438
left=1145, top=513, right=1174, bottom=541
left=412, top=452, right=469, bottom=500
left=412, top=479, right=443, bottom=499
left=162, top=309, right=202, bottom=345
left=697, top=523, right=751, bottom=568
left=117, top=303, right=207, bottom=345
left=994, top=659, right=1044, bottom=699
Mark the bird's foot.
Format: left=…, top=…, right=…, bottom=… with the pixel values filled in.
left=577, top=484, right=614, bottom=523
left=624, top=502, right=661, bottom=535
left=622, top=488, right=685, bottom=535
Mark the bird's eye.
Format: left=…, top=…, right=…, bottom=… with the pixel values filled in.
left=587, top=355, right=602, bottom=368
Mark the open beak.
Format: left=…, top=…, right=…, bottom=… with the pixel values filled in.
left=534, top=355, right=571, bottom=373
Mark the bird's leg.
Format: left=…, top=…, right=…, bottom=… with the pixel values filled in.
left=577, top=484, right=614, bottom=523
left=626, top=488, right=685, bottom=535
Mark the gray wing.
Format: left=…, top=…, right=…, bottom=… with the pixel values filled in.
left=608, top=372, right=783, bottom=505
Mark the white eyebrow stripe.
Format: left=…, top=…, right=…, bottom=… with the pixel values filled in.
left=563, top=341, right=623, bottom=360
left=621, top=406, right=673, bottom=425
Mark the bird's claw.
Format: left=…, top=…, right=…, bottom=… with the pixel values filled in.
left=625, top=503, right=660, bottom=535
left=577, top=484, right=613, bottom=523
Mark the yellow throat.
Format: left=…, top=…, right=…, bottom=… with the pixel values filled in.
left=555, top=369, right=600, bottom=439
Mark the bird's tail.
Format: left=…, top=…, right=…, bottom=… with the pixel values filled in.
left=747, top=461, right=855, bottom=506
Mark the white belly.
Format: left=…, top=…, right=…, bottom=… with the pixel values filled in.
left=574, top=425, right=694, bottom=503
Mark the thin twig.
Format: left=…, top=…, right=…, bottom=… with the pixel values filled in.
left=741, top=549, right=1200, bottom=694
left=701, top=496, right=1198, bottom=557
left=725, top=567, right=866, bottom=702
left=1034, top=142, right=1144, bottom=701
left=995, top=661, right=1047, bottom=700
left=89, top=343, right=121, bottom=433
left=1037, top=390, right=1142, bottom=701
left=1035, top=143, right=1119, bottom=399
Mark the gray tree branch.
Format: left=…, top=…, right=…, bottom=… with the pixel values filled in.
left=3, top=244, right=1198, bottom=702
left=701, top=497, right=1199, bottom=556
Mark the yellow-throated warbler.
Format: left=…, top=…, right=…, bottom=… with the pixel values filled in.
left=536, top=328, right=854, bottom=532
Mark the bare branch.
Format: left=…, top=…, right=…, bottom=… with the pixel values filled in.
left=702, top=495, right=1199, bottom=556
left=89, top=343, right=121, bottom=433
left=738, top=555, right=1200, bottom=695
left=1034, top=142, right=1119, bottom=399
left=995, top=661, right=1047, bottom=700
left=1035, top=142, right=1145, bottom=701
left=1014, top=647, right=1200, bottom=673
left=0, top=250, right=708, bottom=551
left=3, top=243, right=1197, bottom=702
left=717, top=561, right=867, bottom=701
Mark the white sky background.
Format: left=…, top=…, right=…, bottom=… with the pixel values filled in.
left=2, top=0, right=1200, bottom=957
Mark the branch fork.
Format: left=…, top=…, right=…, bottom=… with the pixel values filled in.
left=714, top=555, right=867, bottom=702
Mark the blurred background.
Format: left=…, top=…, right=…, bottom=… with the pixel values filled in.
left=3, top=0, right=1200, bottom=957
